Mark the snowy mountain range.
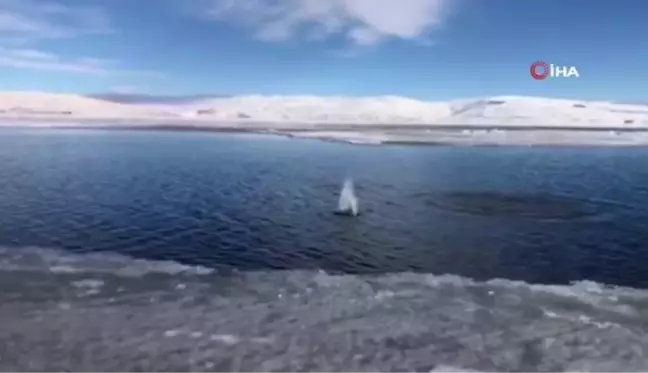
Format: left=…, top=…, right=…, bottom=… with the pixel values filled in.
left=1, top=92, right=647, bottom=128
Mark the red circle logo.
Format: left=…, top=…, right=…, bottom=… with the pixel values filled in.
left=530, top=61, right=549, bottom=80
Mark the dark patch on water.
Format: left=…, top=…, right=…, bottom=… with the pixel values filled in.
left=424, top=191, right=630, bottom=221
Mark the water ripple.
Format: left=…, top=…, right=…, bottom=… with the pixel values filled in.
left=0, top=130, right=648, bottom=287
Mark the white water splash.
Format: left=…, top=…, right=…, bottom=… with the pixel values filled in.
left=338, top=178, right=359, bottom=216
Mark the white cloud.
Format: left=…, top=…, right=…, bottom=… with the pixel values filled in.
left=0, top=0, right=113, bottom=42
left=0, top=47, right=111, bottom=74
left=202, top=0, right=450, bottom=45
left=0, top=1, right=164, bottom=82
left=0, top=47, right=163, bottom=77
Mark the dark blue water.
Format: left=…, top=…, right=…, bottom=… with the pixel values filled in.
left=4, top=128, right=648, bottom=371
left=1, top=128, right=648, bottom=287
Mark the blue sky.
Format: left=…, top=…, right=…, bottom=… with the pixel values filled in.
left=0, top=0, right=645, bottom=100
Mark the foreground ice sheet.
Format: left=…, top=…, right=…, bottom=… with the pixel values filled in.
left=1, top=246, right=648, bottom=371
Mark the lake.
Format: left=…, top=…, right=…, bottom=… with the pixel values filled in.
left=1, top=128, right=648, bottom=371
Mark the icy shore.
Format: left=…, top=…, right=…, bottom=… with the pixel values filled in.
left=2, top=246, right=648, bottom=371
left=2, top=91, right=648, bottom=145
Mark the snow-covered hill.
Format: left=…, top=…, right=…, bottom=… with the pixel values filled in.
left=1, top=92, right=647, bottom=128
left=443, top=96, right=648, bottom=127
left=0, top=92, right=170, bottom=119
left=176, top=95, right=451, bottom=124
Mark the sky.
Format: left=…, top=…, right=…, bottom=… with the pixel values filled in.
left=0, top=0, right=646, bottom=100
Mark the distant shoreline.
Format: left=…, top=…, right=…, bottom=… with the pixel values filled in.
left=2, top=118, right=648, bottom=132
left=3, top=121, right=648, bottom=147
